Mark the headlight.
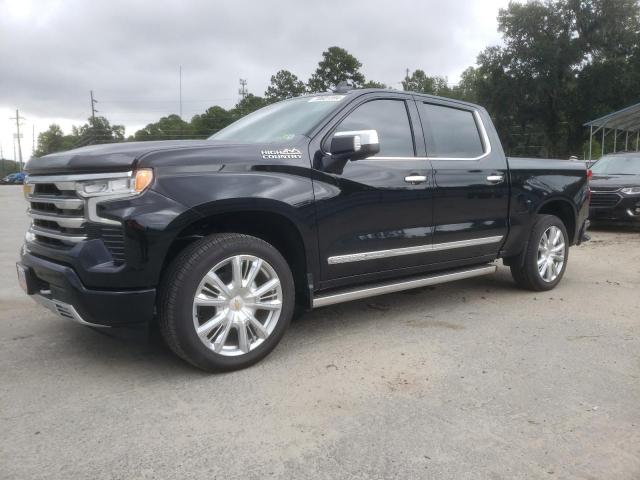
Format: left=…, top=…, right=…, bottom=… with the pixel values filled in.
left=621, top=186, right=640, bottom=195
left=76, top=169, right=153, bottom=198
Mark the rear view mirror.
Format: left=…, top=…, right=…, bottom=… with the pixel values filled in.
left=330, top=129, right=380, bottom=161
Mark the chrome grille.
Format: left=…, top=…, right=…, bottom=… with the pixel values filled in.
left=24, top=173, right=128, bottom=264
left=591, top=186, right=621, bottom=193
left=590, top=192, right=621, bottom=208
left=25, top=180, right=87, bottom=246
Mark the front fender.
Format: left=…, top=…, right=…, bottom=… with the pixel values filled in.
left=152, top=166, right=319, bottom=280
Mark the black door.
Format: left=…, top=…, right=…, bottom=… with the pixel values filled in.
left=416, top=99, right=508, bottom=264
left=311, top=94, right=435, bottom=285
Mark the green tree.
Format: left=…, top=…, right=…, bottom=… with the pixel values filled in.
left=402, top=70, right=450, bottom=95
left=133, top=114, right=193, bottom=141
left=191, top=106, right=234, bottom=137
left=448, top=67, right=480, bottom=103
left=265, top=70, right=307, bottom=101
left=307, top=46, right=366, bottom=92
left=0, top=159, right=20, bottom=176
left=232, top=94, right=268, bottom=117
left=73, top=116, right=125, bottom=147
left=565, top=0, right=640, bottom=152
left=362, top=80, right=387, bottom=89
left=472, top=0, right=640, bottom=157
left=34, top=124, right=77, bottom=157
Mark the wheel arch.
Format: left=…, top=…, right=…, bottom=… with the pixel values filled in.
left=162, top=201, right=316, bottom=308
left=536, top=196, right=578, bottom=244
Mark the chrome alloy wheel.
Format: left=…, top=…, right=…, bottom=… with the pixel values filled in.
left=192, top=255, right=283, bottom=356
left=537, top=225, right=565, bottom=282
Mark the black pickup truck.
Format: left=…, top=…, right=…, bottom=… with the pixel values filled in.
left=17, top=89, right=590, bottom=371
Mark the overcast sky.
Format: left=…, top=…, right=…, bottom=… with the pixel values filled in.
left=0, top=0, right=510, bottom=163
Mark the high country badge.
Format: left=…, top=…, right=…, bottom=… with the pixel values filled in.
left=261, top=148, right=303, bottom=159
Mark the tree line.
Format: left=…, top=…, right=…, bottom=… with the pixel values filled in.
left=35, top=0, right=640, bottom=159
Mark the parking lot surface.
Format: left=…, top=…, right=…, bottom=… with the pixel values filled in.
left=1, top=184, right=639, bottom=479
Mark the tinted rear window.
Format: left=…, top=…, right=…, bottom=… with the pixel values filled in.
left=419, top=103, right=484, bottom=158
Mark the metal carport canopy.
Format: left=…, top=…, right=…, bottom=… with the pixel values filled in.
left=584, top=102, right=640, bottom=159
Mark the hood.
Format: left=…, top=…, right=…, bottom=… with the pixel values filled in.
left=25, top=138, right=309, bottom=176
left=590, top=173, right=640, bottom=190
left=25, top=140, right=215, bottom=175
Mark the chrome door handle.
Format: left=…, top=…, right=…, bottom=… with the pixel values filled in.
left=404, top=175, right=428, bottom=184
left=486, top=175, right=504, bottom=184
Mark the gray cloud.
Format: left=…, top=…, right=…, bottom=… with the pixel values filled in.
left=0, top=0, right=507, bottom=154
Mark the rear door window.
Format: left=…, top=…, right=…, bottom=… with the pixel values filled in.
left=419, top=103, right=484, bottom=158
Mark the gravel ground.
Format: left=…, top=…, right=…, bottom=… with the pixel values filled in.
left=1, top=184, right=639, bottom=479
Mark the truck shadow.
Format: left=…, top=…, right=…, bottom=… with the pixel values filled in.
left=37, top=267, right=520, bottom=377
left=279, top=267, right=517, bottom=352
left=588, top=223, right=640, bottom=233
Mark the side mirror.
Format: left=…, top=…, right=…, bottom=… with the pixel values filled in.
left=329, top=129, right=380, bottom=161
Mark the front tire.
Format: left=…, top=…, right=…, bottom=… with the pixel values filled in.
left=158, top=233, right=295, bottom=372
left=510, top=215, right=569, bottom=291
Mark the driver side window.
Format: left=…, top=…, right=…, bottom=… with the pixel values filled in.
left=334, top=99, right=415, bottom=157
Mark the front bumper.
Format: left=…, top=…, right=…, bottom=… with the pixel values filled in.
left=19, top=251, right=156, bottom=328
left=589, top=197, right=640, bottom=223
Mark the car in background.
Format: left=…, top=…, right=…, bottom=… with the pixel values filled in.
left=589, top=152, right=640, bottom=225
left=1, top=172, right=26, bottom=184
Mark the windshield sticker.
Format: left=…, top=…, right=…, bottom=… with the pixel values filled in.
left=308, top=95, right=344, bottom=103
left=261, top=148, right=303, bottom=159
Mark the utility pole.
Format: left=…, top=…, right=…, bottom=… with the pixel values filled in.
left=239, top=79, right=248, bottom=102
left=10, top=109, right=25, bottom=170
left=90, top=90, right=98, bottom=145
left=179, top=65, right=183, bottom=120
left=90, top=90, right=98, bottom=122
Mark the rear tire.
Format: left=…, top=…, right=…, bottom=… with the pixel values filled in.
left=158, top=233, right=295, bottom=372
left=510, top=215, right=569, bottom=291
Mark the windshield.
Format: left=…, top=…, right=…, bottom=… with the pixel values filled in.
left=209, top=95, right=346, bottom=143
left=591, top=154, right=640, bottom=175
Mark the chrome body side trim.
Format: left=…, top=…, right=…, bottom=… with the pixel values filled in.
left=327, top=235, right=503, bottom=265
left=32, top=294, right=110, bottom=328
left=313, top=264, right=497, bottom=308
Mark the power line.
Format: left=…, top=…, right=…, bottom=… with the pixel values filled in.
left=98, top=98, right=236, bottom=103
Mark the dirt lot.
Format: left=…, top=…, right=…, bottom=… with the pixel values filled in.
left=1, top=184, right=639, bottom=479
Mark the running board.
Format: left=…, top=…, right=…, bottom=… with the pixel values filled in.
left=312, top=264, right=497, bottom=308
